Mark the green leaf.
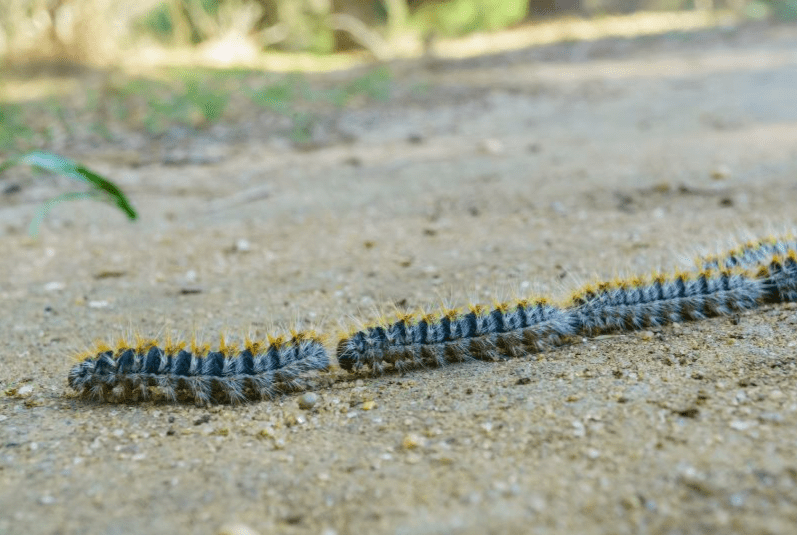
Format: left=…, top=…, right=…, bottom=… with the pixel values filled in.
left=0, top=150, right=138, bottom=236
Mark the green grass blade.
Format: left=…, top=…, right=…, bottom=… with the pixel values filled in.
left=0, top=151, right=138, bottom=227
left=28, top=191, right=101, bottom=238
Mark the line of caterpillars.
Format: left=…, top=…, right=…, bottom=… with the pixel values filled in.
left=68, top=235, right=797, bottom=404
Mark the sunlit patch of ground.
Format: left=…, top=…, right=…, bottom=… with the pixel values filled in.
left=431, top=9, right=737, bottom=59
left=0, top=9, right=740, bottom=108
left=121, top=9, right=740, bottom=72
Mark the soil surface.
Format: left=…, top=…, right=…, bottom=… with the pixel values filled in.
left=2, top=22, right=797, bottom=535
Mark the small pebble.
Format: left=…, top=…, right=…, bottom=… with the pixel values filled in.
left=730, top=420, right=755, bottom=431
left=234, top=239, right=251, bottom=252
left=290, top=414, right=306, bottom=426
left=479, top=138, right=504, bottom=155
left=711, top=165, right=731, bottom=180
left=298, top=393, right=318, bottom=410
left=402, top=433, right=422, bottom=450
left=362, top=400, right=376, bottom=411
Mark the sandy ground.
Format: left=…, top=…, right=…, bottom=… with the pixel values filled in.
left=2, top=22, right=797, bottom=535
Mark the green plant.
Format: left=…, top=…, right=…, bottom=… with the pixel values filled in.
left=0, top=151, right=137, bottom=236
left=329, top=66, right=392, bottom=107
left=769, top=0, right=797, bottom=20
left=412, top=0, right=528, bottom=37
left=745, top=0, right=797, bottom=20
left=183, top=77, right=230, bottom=123
left=248, top=77, right=298, bottom=113
left=104, top=74, right=232, bottom=132
left=246, top=68, right=392, bottom=143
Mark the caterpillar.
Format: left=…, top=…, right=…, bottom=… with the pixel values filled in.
left=335, top=299, right=578, bottom=374
left=335, top=268, right=766, bottom=373
left=67, top=332, right=329, bottom=404
left=756, top=250, right=797, bottom=304
left=700, top=234, right=797, bottom=271
left=570, top=269, right=764, bottom=337
left=695, top=232, right=797, bottom=303
left=65, top=233, right=797, bottom=403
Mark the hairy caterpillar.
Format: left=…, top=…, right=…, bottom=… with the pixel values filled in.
left=66, top=232, right=797, bottom=403
left=570, top=269, right=764, bottom=336
left=698, top=234, right=797, bottom=303
left=335, top=299, right=578, bottom=374
left=336, top=269, right=765, bottom=373
left=756, top=250, right=797, bottom=304
left=700, top=235, right=797, bottom=271
left=68, top=333, right=329, bottom=404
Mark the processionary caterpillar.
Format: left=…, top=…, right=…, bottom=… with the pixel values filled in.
left=68, top=233, right=797, bottom=403
left=68, top=333, right=328, bottom=404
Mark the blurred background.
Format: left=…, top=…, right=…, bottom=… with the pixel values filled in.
left=1, top=0, right=793, bottom=63
left=0, top=0, right=795, bottom=156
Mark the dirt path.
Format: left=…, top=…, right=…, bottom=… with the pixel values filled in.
left=2, top=22, right=797, bottom=535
